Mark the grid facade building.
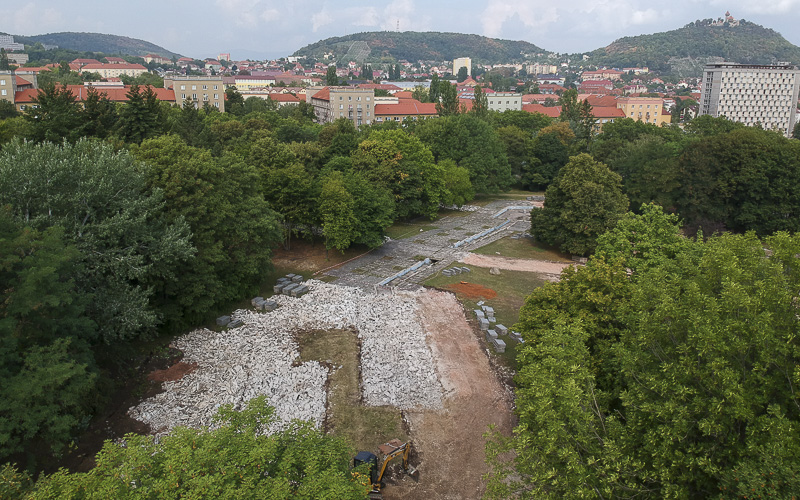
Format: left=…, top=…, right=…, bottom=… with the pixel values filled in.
left=164, top=76, right=225, bottom=111
left=699, top=63, right=800, bottom=136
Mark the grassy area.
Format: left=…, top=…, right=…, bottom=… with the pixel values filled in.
left=296, top=329, right=408, bottom=453
left=473, top=235, right=573, bottom=263
left=425, top=265, right=547, bottom=369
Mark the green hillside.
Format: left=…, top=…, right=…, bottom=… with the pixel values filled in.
left=586, top=19, right=800, bottom=75
left=12, top=32, right=182, bottom=59
left=292, top=31, right=550, bottom=63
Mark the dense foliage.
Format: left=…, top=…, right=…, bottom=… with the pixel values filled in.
left=5, top=397, right=370, bottom=499
left=292, top=31, right=549, bottom=63
left=13, top=32, right=180, bottom=59
left=488, top=205, right=800, bottom=498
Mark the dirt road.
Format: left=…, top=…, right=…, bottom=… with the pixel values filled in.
left=460, top=253, right=574, bottom=279
left=383, top=288, right=515, bottom=500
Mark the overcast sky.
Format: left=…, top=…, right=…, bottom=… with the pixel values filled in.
left=4, top=0, right=800, bottom=61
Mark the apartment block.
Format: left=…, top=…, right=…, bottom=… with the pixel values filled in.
left=307, top=86, right=375, bottom=126
left=164, top=76, right=225, bottom=111
left=617, top=97, right=671, bottom=126
left=453, top=57, right=472, bottom=77
left=487, top=92, right=522, bottom=112
left=0, top=70, right=16, bottom=103
left=80, top=63, right=148, bottom=78
left=699, top=62, right=800, bottom=136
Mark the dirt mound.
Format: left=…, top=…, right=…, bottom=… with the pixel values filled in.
left=445, top=282, right=497, bottom=300
left=147, top=361, right=198, bottom=382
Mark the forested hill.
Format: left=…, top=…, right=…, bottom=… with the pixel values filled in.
left=10, top=32, right=182, bottom=59
left=586, top=19, right=800, bottom=74
left=292, top=31, right=550, bottom=63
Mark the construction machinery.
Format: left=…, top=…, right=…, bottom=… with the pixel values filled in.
left=353, top=439, right=418, bottom=499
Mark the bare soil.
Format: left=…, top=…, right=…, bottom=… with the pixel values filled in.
left=445, top=282, right=498, bottom=300
left=460, top=252, right=574, bottom=279
left=382, top=288, right=516, bottom=500
left=147, top=361, right=197, bottom=383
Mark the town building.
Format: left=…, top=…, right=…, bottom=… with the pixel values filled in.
left=307, top=86, right=375, bottom=126
left=143, top=54, right=171, bottom=65
left=374, top=98, right=437, bottom=123
left=79, top=63, right=148, bottom=78
left=105, top=57, right=127, bottom=64
left=487, top=92, right=523, bottom=112
left=5, top=53, right=28, bottom=65
left=579, top=79, right=614, bottom=94
left=0, top=70, right=17, bottom=104
left=453, top=57, right=472, bottom=77
left=0, top=35, right=24, bottom=52
left=13, top=83, right=175, bottom=112
left=699, top=62, right=800, bottom=136
left=527, top=63, right=558, bottom=75
left=616, top=96, right=671, bottom=126
left=164, top=76, right=225, bottom=111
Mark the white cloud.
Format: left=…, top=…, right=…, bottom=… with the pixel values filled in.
left=260, top=8, right=280, bottom=22
left=312, top=9, right=334, bottom=32
left=7, top=3, right=64, bottom=34
left=706, top=0, right=800, bottom=15
left=480, top=1, right=558, bottom=38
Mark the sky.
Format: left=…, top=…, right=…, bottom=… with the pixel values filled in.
left=3, top=0, right=800, bottom=61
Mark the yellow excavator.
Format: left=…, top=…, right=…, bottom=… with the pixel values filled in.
left=353, top=439, right=418, bottom=499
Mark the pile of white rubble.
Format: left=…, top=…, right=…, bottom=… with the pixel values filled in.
left=129, top=281, right=443, bottom=436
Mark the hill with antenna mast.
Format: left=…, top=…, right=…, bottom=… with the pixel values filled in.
left=292, top=31, right=551, bottom=63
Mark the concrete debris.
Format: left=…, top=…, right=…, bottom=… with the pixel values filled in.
left=495, top=324, right=508, bottom=335
left=129, top=281, right=443, bottom=437
left=216, top=315, right=231, bottom=327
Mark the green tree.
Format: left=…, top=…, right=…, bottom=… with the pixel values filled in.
left=171, top=98, right=205, bottom=146
left=0, top=139, right=194, bottom=342
left=531, top=153, right=629, bottom=255
left=793, top=121, right=800, bottom=140
left=0, top=99, right=18, bottom=119
left=490, top=229, right=800, bottom=499
left=24, top=84, right=83, bottom=143
left=133, top=136, right=281, bottom=324
left=439, top=159, right=474, bottom=206
left=435, top=80, right=460, bottom=116
left=456, top=66, right=468, bottom=83
left=79, top=86, right=117, bottom=139
left=224, top=87, right=245, bottom=115
left=428, top=73, right=440, bottom=104
left=0, top=212, right=98, bottom=465
left=471, top=84, right=488, bottom=117
left=558, top=88, right=595, bottom=144
left=319, top=171, right=358, bottom=253
left=23, top=397, right=370, bottom=499
left=326, top=65, right=339, bottom=86
left=0, top=49, right=9, bottom=70
left=116, top=84, right=164, bottom=144
left=416, top=113, right=512, bottom=193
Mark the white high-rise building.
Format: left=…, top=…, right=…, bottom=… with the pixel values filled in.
left=453, top=57, right=471, bottom=77
left=699, top=62, right=800, bottom=137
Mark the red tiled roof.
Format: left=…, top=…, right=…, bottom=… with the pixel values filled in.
left=522, top=103, right=560, bottom=118
left=310, top=87, right=331, bottom=101
left=268, top=93, right=300, bottom=102
left=374, top=99, right=437, bottom=116
left=357, top=83, right=402, bottom=91
left=394, top=91, right=414, bottom=99
left=15, top=75, right=34, bottom=86
left=15, top=85, right=175, bottom=104
left=584, top=95, right=618, bottom=107
left=592, top=106, right=626, bottom=118
left=72, top=58, right=101, bottom=65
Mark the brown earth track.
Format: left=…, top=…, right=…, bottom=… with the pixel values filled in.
left=382, top=288, right=515, bottom=500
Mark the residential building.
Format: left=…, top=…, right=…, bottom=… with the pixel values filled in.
left=591, top=106, right=627, bottom=131
left=6, top=53, right=28, bottom=65
left=105, top=57, right=126, bottom=64
left=13, top=83, right=175, bottom=112
left=527, top=63, right=558, bottom=75
left=0, top=35, right=24, bottom=52
left=617, top=97, right=671, bottom=126
left=487, top=92, right=523, bottom=112
left=453, top=57, right=472, bottom=77
left=699, top=62, right=800, bottom=136
left=538, top=83, right=567, bottom=95
left=538, top=74, right=565, bottom=86
left=218, top=53, right=231, bottom=62
left=374, top=98, right=437, bottom=122
left=80, top=63, right=148, bottom=78
left=522, top=103, right=561, bottom=118
left=307, top=86, right=374, bottom=126
left=143, top=54, right=170, bottom=65
left=582, top=69, right=624, bottom=81
left=0, top=70, right=17, bottom=104
left=205, top=60, right=223, bottom=72
left=164, top=76, right=225, bottom=111
left=267, top=93, right=300, bottom=107
left=579, top=80, right=614, bottom=94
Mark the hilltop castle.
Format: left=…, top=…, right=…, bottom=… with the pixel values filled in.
left=709, top=11, right=740, bottom=27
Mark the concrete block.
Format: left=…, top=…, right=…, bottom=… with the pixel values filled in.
left=291, top=275, right=303, bottom=283
left=228, top=319, right=244, bottom=328
left=282, top=283, right=299, bottom=295
left=474, top=309, right=485, bottom=318
left=488, top=317, right=496, bottom=323
left=460, top=267, right=471, bottom=273
left=482, top=306, right=494, bottom=314
left=496, top=324, right=508, bottom=335
left=492, top=339, right=506, bottom=353
left=479, top=318, right=490, bottom=331
left=251, top=296, right=264, bottom=307
left=216, top=315, right=231, bottom=327
left=486, top=329, right=498, bottom=339
left=273, top=283, right=287, bottom=294
left=286, top=273, right=297, bottom=279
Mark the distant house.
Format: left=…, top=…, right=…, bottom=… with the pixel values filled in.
left=538, top=74, right=565, bottom=86
left=79, top=63, right=148, bottom=78
left=307, top=86, right=375, bottom=126
left=582, top=69, right=624, bottom=81
left=538, top=83, right=567, bottom=95
left=144, top=54, right=171, bottom=65
left=522, top=103, right=561, bottom=118
left=105, top=57, right=127, bottom=64
left=267, top=93, right=300, bottom=107
left=579, top=80, right=614, bottom=94
left=374, top=98, right=437, bottom=122
left=71, top=58, right=102, bottom=69
left=205, top=60, right=223, bottom=71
